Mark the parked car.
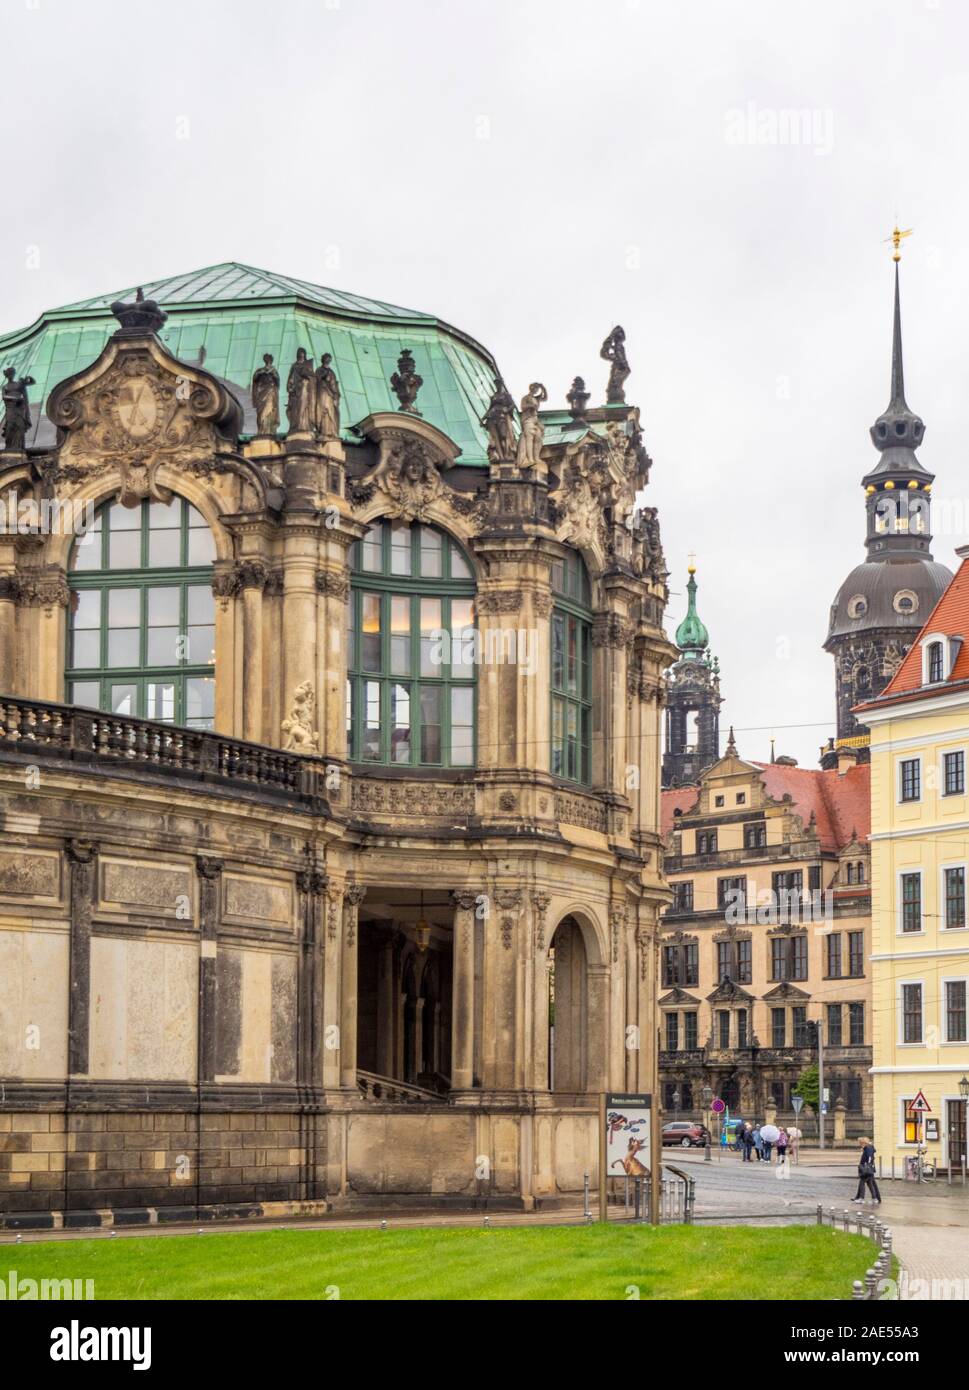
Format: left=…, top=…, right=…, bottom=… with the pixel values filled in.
left=661, top=1121, right=710, bottom=1148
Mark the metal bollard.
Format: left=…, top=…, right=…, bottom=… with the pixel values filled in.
left=843, top=1208, right=851, bottom=1234
left=865, top=1267, right=878, bottom=1300
left=624, top=1174, right=630, bottom=1215
left=852, top=1279, right=865, bottom=1301
left=829, top=1206, right=837, bottom=1228
left=633, top=1175, right=641, bottom=1221
left=583, top=1171, right=591, bottom=1220
left=816, top=1203, right=823, bottom=1226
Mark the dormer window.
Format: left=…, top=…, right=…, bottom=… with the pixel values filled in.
left=921, top=632, right=961, bottom=687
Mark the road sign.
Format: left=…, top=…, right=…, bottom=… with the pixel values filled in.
left=910, top=1090, right=932, bottom=1113
left=711, top=1098, right=726, bottom=1114
left=791, top=1095, right=804, bottom=1114
left=822, top=1087, right=830, bottom=1103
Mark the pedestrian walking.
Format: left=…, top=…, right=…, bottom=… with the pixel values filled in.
left=752, top=1125, right=763, bottom=1161
left=776, top=1128, right=788, bottom=1165
left=742, top=1123, right=755, bottom=1162
left=852, top=1136, right=882, bottom=1204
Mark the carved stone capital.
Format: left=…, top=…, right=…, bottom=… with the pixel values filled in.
left=65, top=838, right=98, bottom=866
left=316, top=569, right=351, bottom=600
left=592, top=612, right=634, bottom=649
left=234, top=558, right=271, bottom=591
left=344, top=882, right=366, bottom=907
left=494, top=887, right=523, bottom=910
left=450, top=889, right=478, bottom=913
left=297, top=867, right=328, bottom=896
left=477, top=589, right=522, bottom=615
left=14, top=570, right=70, bottom=612
left=196, top=856, right=224, bottom=880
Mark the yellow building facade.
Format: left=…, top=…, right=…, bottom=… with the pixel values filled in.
left=860, top=550, right=969, bottom=1175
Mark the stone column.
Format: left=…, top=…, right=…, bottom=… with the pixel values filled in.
left=340, top=884, right=365, bottom=1088
left=376, top=931, right=396, bottom=1077
left=321, top=882, right=343, bottom=1089
left=485, top=888, right=521, bottom=1090
left=450, top=890, right=478, bottom=1091
left=280, top=517, right=321, bottom=753
left=65, top=839, right=98, bottom=1077
left=0, top=556, right=18, bottom=694
left=196, top=856, right=223, bottom=1084
left=530, top=893, right=551, bottom=1092
left=16, top=567, right=69, bottom=703
left=296, top=865, right=327, bottom=1093
left=237, top=561, right=269, bottom=744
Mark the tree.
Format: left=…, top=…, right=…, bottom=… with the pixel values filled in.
left=793, top=1064, right=820, bottom=1135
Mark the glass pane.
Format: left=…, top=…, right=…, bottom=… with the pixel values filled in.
left=362, top=523, right=383, bottom=572
left=419, top=526, right=442, bottom=577
left=450, top=544, right=472, bottom=580
left=187, top=506, right=207, bottom=528
left=187, top=528, right=216, bottom=566
left=390, top=522, right=411, bottom=575
left=187, top=585, right=214, bottom=624
left=146, top=682, right=175, bottom=722
left=110, top=684, right=138, bottom=717
left=147, top=628, right=179, bottom=665
left=552, top=614, right=564, bottom=689
left=71, top=524, right=102, bottom=571
left=71, top=630, right=100, bottom=668
left=187, top=625, right=215, bottom=665
left=451, top=687, right=473, bottom=766
left=566, top=703, right=578, bottom=780
left=108, top=529, right=140, bottom=569
left=148, top=586, right=180, bottom=626
left=109, top=502, right=141, bottom=531
left=450, top=597, right=475, bottom=676
left=420, top=598, right=442, bottom=677
left=346, top=678, right=353, bottom=747
left=390, top=683, right=411, bottom=764
left=567, top=616, right=578, bottom=693
left=361, top=593, right=381, bottom=672
left=363, top=680, right=381, bottom=760
left=390, top=596, right=410, bottom=675
left=420, top=685, right=441, bottom=763
left=551, top=698, right=564, bottom=776
left=71, top=681, right=100, bottom=709
left=108, top=588, right=140, bottom=627
left=149, top=499, right=180, bottom=530
left=148, top=528, right=181, bottom=568
left=72, top=589, right=101, bottom=629
left=107, top=629, right=139, bottom=667
left=186, top=677, right=215, bottom=729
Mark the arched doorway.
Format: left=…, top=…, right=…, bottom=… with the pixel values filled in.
left=548, top=915, right=588, bottom=1093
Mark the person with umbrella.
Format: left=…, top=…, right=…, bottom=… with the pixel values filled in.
left=760, top=1123, right=780, bottom=1164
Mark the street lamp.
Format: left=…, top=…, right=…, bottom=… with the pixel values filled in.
left=672, top=1088, right=681, bottom=1119
left=959, top=1075, right=969, bottom=1100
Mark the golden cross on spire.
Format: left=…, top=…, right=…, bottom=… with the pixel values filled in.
left=884, top=225, right=914, bottom=262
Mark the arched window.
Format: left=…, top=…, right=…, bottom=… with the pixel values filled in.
left=67, top=497, right=216, bottom=729
left=348, top=520, right=475, bottom=767
left=550, top=550, right=592, bottom=784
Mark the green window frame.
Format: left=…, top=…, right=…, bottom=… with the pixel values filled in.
left=66, top=497, right=216, bottom=730
left=550, top=549, right=592, bottom=785
left=347, top=520, right=476, bottom=768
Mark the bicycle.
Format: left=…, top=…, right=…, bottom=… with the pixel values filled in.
left=917, top=1145, right=936, bottom=1182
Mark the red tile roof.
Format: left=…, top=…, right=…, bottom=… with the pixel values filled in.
left=858, top=554, right=968, bottom=710
left=660, top=761, right=870, bottom=851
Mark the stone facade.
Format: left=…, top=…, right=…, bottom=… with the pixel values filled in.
left=0, top=274, right=674, bottom=1224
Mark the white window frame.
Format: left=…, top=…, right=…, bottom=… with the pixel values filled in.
left=897, top=754, right=922, bottom=804
left=941, top=975, right=969, bottom=1044
left=897, top=977, right=926, bottom=1047
left=921, top=631, right=950, bottom=686
left=939, top=744, right=968, bottom=798
left=897, top=867, right=924, bottom=936
left=897, top=1094, right=922, bottom=1148
left=939, top=860, right=969, bottom=932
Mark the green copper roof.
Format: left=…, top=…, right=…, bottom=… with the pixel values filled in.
left=674, top=568, right=710, bottom=652
left=0, top=262, right=499, bottom=461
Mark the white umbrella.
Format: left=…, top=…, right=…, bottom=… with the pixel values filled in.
left=760, top=1123, right=780, bottom=1143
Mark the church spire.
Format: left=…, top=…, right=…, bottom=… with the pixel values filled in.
left=674, top=563, right=710, bottom=655
left=889, top=260, right=907, bottom=413
left=868, top=251, right=927, bottom=467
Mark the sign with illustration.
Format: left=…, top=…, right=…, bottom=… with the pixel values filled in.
left=605, top=1093, right=652, bottom=1177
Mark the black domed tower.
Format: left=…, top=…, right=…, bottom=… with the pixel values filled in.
left=823, top=253, right=952, bottom=765
left=663, top=564, right=722, bottom=787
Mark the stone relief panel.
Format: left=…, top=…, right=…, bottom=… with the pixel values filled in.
left=215, top=945, right=297, bottom=1084
left=0, top=850, right=62, bottom=903
left=222, top=875, right=294, bottom=931
left=0, top=927, right=69, bottom=1078
left=99, top=859, right=194, bottom=917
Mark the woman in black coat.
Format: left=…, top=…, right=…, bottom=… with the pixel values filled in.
left=852, top=1136, right=881, bottom=1203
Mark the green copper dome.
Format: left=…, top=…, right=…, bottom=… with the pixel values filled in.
left=0, top=262, right=499, bottom=460
left=674, top=567, right=709, bottom=653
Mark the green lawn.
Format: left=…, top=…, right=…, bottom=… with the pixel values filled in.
left=3, top=1223, right=884, bottom=1300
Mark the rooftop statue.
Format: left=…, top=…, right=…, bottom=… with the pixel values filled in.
left=600, top=325, right=630, bottom=404
left=314, top=353, right=341, bottom=441
left=251, top=353, right=280, bottom=436
left=516, top=382, right=548, bottom=466
left=286, top=348, right=316, bottom=434
left=1, top=367, right=35, bottom=452
left=481, top=377, right=517, bottom=463
left=390, top=349, right=423, bottom=414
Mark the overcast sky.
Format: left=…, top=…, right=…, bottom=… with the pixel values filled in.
left=2, top=0, right=967, bottom=767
